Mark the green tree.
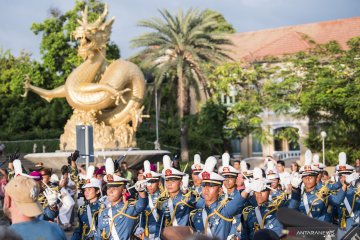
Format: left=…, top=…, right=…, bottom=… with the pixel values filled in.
left=31, top=0, right=120, bottom=87
left=131, top=9, right=232, bottom=161
left=188, top=101, right=227, bottom=157
left=0, top=50, right=72, bottom=140
left=207, top=62, right=270, bottom=142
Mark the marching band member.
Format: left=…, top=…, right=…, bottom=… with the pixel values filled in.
left=241, top=167, right=284, bottom=239
left=313, top=153, right=340, bottom=191
left=265, top=161, right=283, bottom=201
left=289, top=150, right=347, bottom=222
left=240, top=160, right=256, bottom=207
left=191, top=154, right=204, bottom=194
left=136, top=160, right=163, bottom=239
left=219, top=153, right=240, bottom=200
left=72, top=166, right=103, bottom=240
left=191, top=156, right=250, bottom=239
left=218, top=153, right=242, bottom=239
left=312, top=154, right=325, bottom=185
left=156, top=155, right=196, bottom=237
left=96, top=158, right=148, bottom=240
left=334, top=152, right=360, bottom=230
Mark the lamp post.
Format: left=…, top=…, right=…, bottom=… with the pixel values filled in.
left=320, top=131, right=327, bottom=165
left=154, top=87, right=160, bottom=150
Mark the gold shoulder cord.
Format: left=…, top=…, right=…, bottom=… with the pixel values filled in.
left=167, top=191, right=194, bottom=226
left=340, top=188, right=360, bottom=229
left=144, top=201, right=159, bottom=237
left=305, top=185, right=329, bottom=216
left=260, top=208, right=277, bottom=229
left=242, top=206, right=253, bottom=221
left=203, top=202, right=234, bottom=235
left=269, top=192, right=288, bottom=209
left=101, top=201, right=138, bottom=239
left=168, top=199, right=194, bottom=226
left=84, top=209, right=100, bottom=237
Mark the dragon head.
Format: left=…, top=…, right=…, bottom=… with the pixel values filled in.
left=73, top=4, right=115, bottom=60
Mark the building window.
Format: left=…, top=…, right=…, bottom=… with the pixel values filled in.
left=230, top=137, right=241, bottom=154
left=252, top=136, right=263, bottom=155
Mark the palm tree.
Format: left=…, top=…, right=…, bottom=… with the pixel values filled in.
left=131, top=9, right=232, bottom=161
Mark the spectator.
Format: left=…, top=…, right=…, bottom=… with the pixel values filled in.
left=236, top=173, right=245, bottom=191
left=3, top=175, right=66, bottom=240
left=59, top=165, right=75, bottom=231
left=137, top=168, right=145, bottom=181
left=95, top=166, right=106, bottom=181
left=39, top=168, right=52, bottom=188
left=290, top=162, right=300, bottom=177
left=355, top=159, right=360, bottom=173
left=120, top=161, right=133, bottom=182
left=233, top=159, right=240, bottom=171
left=321, top=171, right=330, bottom=183
left=276, top=160, right=291, bottom=190
left=0, top=168, right=8, bottom=207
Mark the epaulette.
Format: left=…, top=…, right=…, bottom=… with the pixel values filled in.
left=242, top=206, right=254, bottom=221
left=98, top=203, right=106, bottom=215
left=79, top=205, right=86, bottom=215
left=189, top=209, right=201, bottom=222
left=330, top=190, right=338, bottom=195
left=191, top=190, right=200, bottom=201
left=157, top=196, right=169, bottom=202
left=316, top=184, right=330, bottom=198
left=219, top=196, right=230, bottom=208
left=156, top=196, right=168, bottom=210
left=269, top=192, right=288, bottom=209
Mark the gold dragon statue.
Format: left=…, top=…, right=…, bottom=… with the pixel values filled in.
left=22, top=4, right=147, bottom=150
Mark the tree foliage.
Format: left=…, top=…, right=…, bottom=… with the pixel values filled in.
left=132, top=8, right=233, bottom=161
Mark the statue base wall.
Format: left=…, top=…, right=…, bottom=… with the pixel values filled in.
left=59, top=110, right=137, bottom=151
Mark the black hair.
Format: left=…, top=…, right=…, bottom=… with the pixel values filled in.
left=323, top=170, right=329, bottom=176
left=277, top=160, right=285, bottom=167
left=41, top=168, right=52, bottom=176
left=61, top=165, right=69, bottom=175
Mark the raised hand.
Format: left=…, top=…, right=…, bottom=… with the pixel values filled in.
left=290, top=175, right=302, bottom=189
left=8, top=152, right=20, bottom=163
left=44, top=188, right=58, bottom=206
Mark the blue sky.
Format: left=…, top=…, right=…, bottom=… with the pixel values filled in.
left=0, top=0, right=359, bottom=60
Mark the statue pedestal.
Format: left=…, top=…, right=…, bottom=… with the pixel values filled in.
left=60, top=110, right=140, bottom=151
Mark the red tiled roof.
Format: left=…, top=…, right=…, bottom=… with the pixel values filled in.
left=227, top=17, right=360, bottom=62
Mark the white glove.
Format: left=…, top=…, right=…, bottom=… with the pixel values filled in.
left=134, top=180, right=147, bottom=192
left=43, top=188, right=58, bottom=206
left=182, top=174, right=189, bottom=191
left=290, top=175, right=302, bottom=188
left=135, top=227, right=144, bottom=236
left=244, top=179, right=252, bottom=194
left=345, top=172, right=359, bottom=185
